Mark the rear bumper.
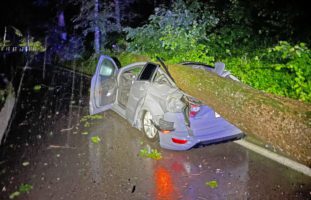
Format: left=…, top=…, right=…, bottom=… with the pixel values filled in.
left=158, top=111, right=244, bottom=150
left=159, top=128, right=244, bottom=150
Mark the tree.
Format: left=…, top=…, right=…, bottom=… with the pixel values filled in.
left=71, top=0, right=124, bottom=53
left=166, top=63, right=311, bottom=167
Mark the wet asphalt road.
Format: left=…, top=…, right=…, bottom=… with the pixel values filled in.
left=0, top=67, right=310, bottom=200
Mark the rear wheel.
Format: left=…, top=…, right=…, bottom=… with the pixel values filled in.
left=142, top=111, right=159, bottom=142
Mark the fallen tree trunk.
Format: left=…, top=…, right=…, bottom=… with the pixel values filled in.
left=168, top=64, right=311, bottom=167
left=118, top=53, right=311, bottom=166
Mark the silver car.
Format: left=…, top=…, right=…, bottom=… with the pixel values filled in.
left=89, top=55, right=243, bottom=150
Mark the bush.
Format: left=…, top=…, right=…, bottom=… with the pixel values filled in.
left=124, top=0, right=311, bottom=102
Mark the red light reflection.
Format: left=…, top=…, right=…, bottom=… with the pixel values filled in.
left=154, top=166, right=175, bottom=200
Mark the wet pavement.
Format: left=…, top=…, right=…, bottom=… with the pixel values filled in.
left=0, top=67, right=310, bottom=200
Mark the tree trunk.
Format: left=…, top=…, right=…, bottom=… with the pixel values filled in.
left=94, top=0, right=100, bottom=54
left=57, top=10, right=67, bottom=41
left=166, top=64, right=311, bottom=167
left=114, top=0, right=121, bottom=32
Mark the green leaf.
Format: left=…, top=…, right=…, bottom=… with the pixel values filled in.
left=33, top=85, right=41, bottom=91
left=206, top=180, right=218, bottom=188
left=91, top=136, right=101, bottom=144
left=9, top=191, right=20, bottom=199
left=81, top=131, right=89, bottom=135
left=19, top=184, right=33, bottom=193
left=11, top=26, right=23, bottom=37
left=139, top=148, right=162, bottom=160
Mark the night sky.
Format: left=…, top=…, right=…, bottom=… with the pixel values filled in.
left=0, top=0, right=310, bottom=42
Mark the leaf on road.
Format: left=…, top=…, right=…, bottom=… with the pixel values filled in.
left=91, top=136, right=101, bottom=144
left=9, top=191, right=20, bottom=199
left=84, top=122, right=90, bottom=128
left=33, top=85, right=41, bottom=91
left=139, top=148, right=162, bottom=160
left=81, top=131, right=89, bottom=135
left=19, top=184, right=33, bottom=193
left=80, top=114, right=103, bottom=122
left=9, top=183, right=33, bottom=199
left=206, top=180, right=218, bottom=189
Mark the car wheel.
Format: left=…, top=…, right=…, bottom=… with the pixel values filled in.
left=142, top=111, right=159, bottom=142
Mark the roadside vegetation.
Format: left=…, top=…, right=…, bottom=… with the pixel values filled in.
left=67, top=0, right=311, bottom=103
left=122, top=0, right=311, bottom=102
left=0, top=88, right=7, bottom=109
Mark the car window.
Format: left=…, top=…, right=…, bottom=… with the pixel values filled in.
left=138, top=63, right=158, bottom=81
left=99, top=59, right=115, bottom=76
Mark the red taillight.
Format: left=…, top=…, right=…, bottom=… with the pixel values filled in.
left=189, top=104, right=200, bottom=117
left=172, top=138, right=188, bottom=144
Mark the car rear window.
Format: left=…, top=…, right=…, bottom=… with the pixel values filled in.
left=138, top=63, right=158, bottom=81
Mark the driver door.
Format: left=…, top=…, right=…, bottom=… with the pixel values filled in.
left=89, top=55, right=119, bottom=115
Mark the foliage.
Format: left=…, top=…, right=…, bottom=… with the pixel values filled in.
left=9, top=183, right=33, bottom=199
left=124, top=0, right=311, bottom=102
left=33, top=85, right=42, bottom=91
left=224, top=41, right=311, bottom=102
left=80, top=114, right=103, bottom=122
left=206, top=180, right=218, bottom=189
left=0, top=26, right=45, bottom=52
left=139, top=147, right=162, bottom=160
left=91, top=136, right=101, bottom=144
left=124, top=0, right=218, bottom=64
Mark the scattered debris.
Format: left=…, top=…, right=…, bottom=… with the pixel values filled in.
left=131, top=185, right=136, bottom=193
left=206, top=180, right=218, bottom=189
left=84, top=121, right=90, bottom=128
left=139, top=148, right=162, bottom=160
left=91, top=136, right=101, bottom=144
left=33, top=85, right=41, bottom=91
left=47, top=145, right=76, bottom=149
left=60, top=127, right=74, bottom=132
left=80, top=114, right=103, bottom=122
left=22, top=162, right=30, bottom=166
left=80, top=114, right=103, bottom=128
left=9, top=191, right=20, bottom=199
left=9, top=183, right=33, bottom=199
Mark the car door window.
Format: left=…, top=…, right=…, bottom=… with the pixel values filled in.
left=99, top=59, right=116, bottom=76
left=138, top=63, right=158, bottom=81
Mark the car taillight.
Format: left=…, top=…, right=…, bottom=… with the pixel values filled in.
left=172, top=138, right=188, bottom=144
left=189, top=104, right=200, bottom=117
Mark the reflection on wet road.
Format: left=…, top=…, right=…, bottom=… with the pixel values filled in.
left=0, top=68, right=310, bottom=200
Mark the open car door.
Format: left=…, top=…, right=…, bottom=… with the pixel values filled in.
left=89, top=55, right=118, bottom=115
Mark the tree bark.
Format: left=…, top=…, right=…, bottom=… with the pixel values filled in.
left=57, top=10, right=67, bottom=41
left=114, top=0, right=121, bottom=32
left=94, top=0, right=100, bottom=54
left=167, top=64, right=311, bottom=167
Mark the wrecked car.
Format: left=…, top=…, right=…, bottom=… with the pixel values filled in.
left=89, top=55, right=243, bottom=150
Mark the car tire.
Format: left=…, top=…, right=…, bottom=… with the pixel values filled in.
left=142, top=111, right=159, bottom=142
